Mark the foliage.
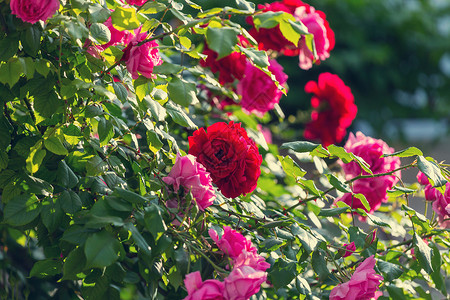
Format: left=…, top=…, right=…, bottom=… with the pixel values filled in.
left=0, top=0, right=449, bottom=299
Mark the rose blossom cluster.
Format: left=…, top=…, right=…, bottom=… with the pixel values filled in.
left=329, top=255, right=384, bottom=300
left=183, top=226, right=270, bottom=299
left=85, top=16, right=162, bottom=79
left=188, top=121, right=262, bottom=198
left=10, top=0, right=59, bottom=24
left=247, top=0, right=335, bottom=69
left=417, top=171, right=450, bottom=225
left=337, top=132, right=401, bottom=214
left=303, top=72, right=357, bottom=146
left=163, top=154, right=216, bottom=212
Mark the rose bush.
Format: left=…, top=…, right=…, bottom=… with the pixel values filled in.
left=0, top=0, right=449, bottom=299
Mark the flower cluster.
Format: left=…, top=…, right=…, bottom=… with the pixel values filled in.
left=188, top=122, right=262, bottom=198
left=247, top=0, right=334, bottom=69
left=184, top=226, right=270, bottom=300
left=10, top=0, right=59, bottom=24
left=417, top=171, right=450, bottom=225
left=337, top=132, right=401, bottom=213
left=303, top=73, right=357, bottom=146
left=330, top=255, right=384, bottom=300
left=163, top=154, right=216, bottom=211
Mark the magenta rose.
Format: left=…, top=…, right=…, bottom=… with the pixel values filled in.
left=295, top=6, right=335, bottom=70
left=209, top=226, right=256, bottom=259
left=163, top=154, right=216, bottom=211
left=237, top=59, right=288, bottom=117
left=329, top=255, right=384, bottom=300
left=10, top=0, right=59, bottom=24
left=183, top=271, right=225, bottom=300
left=224, top=265, right=267, bottom=300
left=122, top=29, right=162, bottom=79
left=342, top=242, right=356, bottom=258
left=125, top=0, right=148, bottom=6
left=98, top=17, right=132, bottom=50
left=337, top=132, right=401, bottom=213
left=234, top=251, right=270, bottom=272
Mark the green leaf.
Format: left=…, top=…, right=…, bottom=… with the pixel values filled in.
left=144, top=204, right=167, bottom=241
left=0, top=58, right=23, bottom=87
left=291, top=224, right=319, bottom=254
left=417, top=156, right=447, bottom=187
left=318, top=207, right=349, bottom=217
left=280, top=141, right=322, bottom=153
left=140, top=1, right=167, bottom=14
left=278, top=155, right=306, bottom=178
left=153, top=62, right=184, bottom=75
left=311, top=249, right=330, bottom=281
left=269, top=258, right=296, bottom=290
left=115, top=187, right=148, bottom=204
left=26, top=148, right=46, bottom=174
left=111, top=7, right=140, bottom=30
left=205, top=27, right=240, bottom=59
left=166, top=102, right=197, bottom=129
left=354, top=193, right=371, bottom=212
left=383, top=147, right=423, bottom=158
left=167, top=76, right=199, bottom=107
left=260, top=238, right=284, bottom=252
left=4, top=194, right=42, bottom=226
left=59, top=190, right=82, bottom=214
left=56, top=160, right=79, bottom=189
left=387, top=285, right=407, bottom=300
left=0, top=150, right=8, bottom=171
left=44, top=137, right=68, bottom=156
left=41, top=199, right=64, bottom=232
left=0, top=34, right=19, bottom=62
left=35, top=59, right=52, bottom=77
left=378, top=260, right=403, bottom=281
left=86, top=156, right=108, bottom=176
left=143, top=95, right=166, bottom=121
left=253, top=11, right=285, bottom=29
left=98, top=117, right=114, bottom=147
left=430, top=244, right=447, bottom=295
left=147, top=130, right=163, bottom=154
left=84, top=231, right=121, bottom=269
left=112, top=82, right=128, bottom=102
left=62, top=247, right=86, bottom=280
left=124, top=222, right=152, bottom=257
left=22, top=26, right=41, bottom=57
left=348, top=226, right=366, bottom=248
left=29, top=259, right=62, bottom=278
left=90, top=23, right=111, bottom=45
left=85, top=215, right=124, bottom=228
left=236, top=46, right=269, bottom=68
left=325, top=174, right=351, bottom=193
left=413, top=232, right=433, bottom=274
left=34, top=90, right=63, bottom=118
left=88, top=4, right=111, bottom=23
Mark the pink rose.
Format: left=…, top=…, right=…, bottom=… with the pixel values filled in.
left=431, top=182, right=450, bottom=220
left=294, top=6, right=335, bottom=70
left=98, top=17, right=132, bottom=50
left=122, top=29, right=162, bottom=79
left=163, top=154, right=216, bottom=211
left=183, top=271, right=225, bottom=300
left=337, top=132, right=401, bottom=213
left=416, top=171, right=430, bottom=186
left=234, top=251, right=270, bottom=272
left=237, top=59, right=288, bottom=117
left=125, top=0, right=148, bottom=6
left=330, top=255, right=384, bottom=300
left=224, top=265, right=267, bottom=300
left=10, top=0, right=59, bottom=24
left=342, top=242, right=356, bottom=258
left=209, top=226, right=256, bottom=259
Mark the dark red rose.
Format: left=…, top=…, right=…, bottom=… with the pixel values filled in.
left=188, top=121, right=262, bottom=198
left=303, top=73, right=357, bottom=146
left=200, top=36, right=249, bottom=84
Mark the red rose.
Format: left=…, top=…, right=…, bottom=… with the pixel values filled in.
left=303, top=73, right=357, bottom=146
left=188, top=122, right=262, bottom=198
left=200, top=36, right=249, bottom=84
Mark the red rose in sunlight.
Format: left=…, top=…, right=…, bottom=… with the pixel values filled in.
left=188, top=122, right=262, bottom=198
left=10, top=0, right=59, bottom=24
left=303, top=73, right=357, bottom=146
left=337, top=132, right=401, bottom=213
left=201, top=36, right=249, bottom=84
left=295, top=5, right=335, bottom=69
left=237, top=59, right=288, bottom=117
left=122, top=29, right=162, bottom=79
